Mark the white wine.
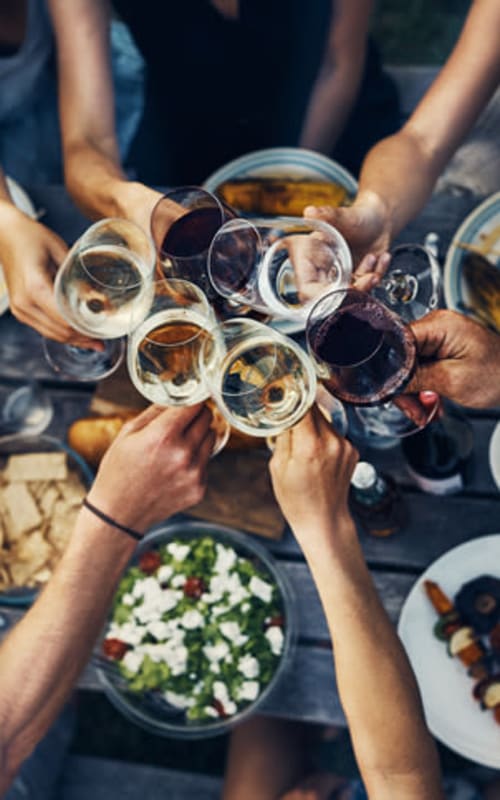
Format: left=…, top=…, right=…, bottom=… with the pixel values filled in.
left=55, top=245, right=154, bottom=338
left=128, top=309, right=214, bottom=405
left=216, top=334, right=316, bottom=436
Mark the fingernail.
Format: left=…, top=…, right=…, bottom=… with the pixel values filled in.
left=304, top=206, right=317, bottom=216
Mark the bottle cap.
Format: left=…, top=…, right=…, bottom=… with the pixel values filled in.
left=351, top=461, right=377, bottom=489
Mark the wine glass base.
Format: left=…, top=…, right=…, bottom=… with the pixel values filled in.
left=43, top=338, right=125, bottom=382
left=1, top=383, right=53, bottom=436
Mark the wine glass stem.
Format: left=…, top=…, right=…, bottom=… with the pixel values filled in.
left=383, top=271, right=418, bottom=305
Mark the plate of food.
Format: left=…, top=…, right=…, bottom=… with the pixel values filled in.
left=444, top=192, right=500, bottom=333
left=398, top=534, right=500, bottom=768
left=0, top=434, right=93, bottom=605
left=0, top=177, right=38, bottom=315
left=489, top=423, right=500, bottom=492
left=97, top=520, right=295, bottom=738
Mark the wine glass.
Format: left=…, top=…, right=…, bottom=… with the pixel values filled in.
left=44, top=218, right=156, bottom=381
left=150, top=186, right=235, bottom=301
left=127, top=278, right=230, bottom=454
left=200, top=318, right=317, bottom=438
left=371, top=241, right=441, bottom=323
left=306, top=287, right=439, bottom=436
left=208, top=216, right=352, bottom=321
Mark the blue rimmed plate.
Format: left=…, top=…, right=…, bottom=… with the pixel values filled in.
left=444, top=192, right=500, bottom=320
left=203, top=146, right=358, bottom=200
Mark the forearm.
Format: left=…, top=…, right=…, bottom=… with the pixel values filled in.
left=0, top=510, right=134, bottom=790
left=298, top=518, right=443, bottom=798
left=299, top=60, right=365, bottom=154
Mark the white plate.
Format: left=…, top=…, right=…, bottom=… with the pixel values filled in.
left=398, top=534, right=500, bottom=768
left=204, top=147, right=358, bottom=335
left=489, top=423, right=500, bottom=491
left=0, top=177, right=37, bottom=315
left=444, top=192, right=500, bottom=320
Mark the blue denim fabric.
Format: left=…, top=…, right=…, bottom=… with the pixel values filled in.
left=4, top=704, right=75, bottom=800
left=0, top=20, right=144, bottom=186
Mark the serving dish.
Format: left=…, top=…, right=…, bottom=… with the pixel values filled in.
left=98, top=519, right=296, bottom=738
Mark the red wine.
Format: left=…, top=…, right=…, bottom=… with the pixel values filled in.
left=401, top=406, right=474, bottom=495
left=307, top=293, right=416, bottom=405
left=162, top=207, right=223, bottom=258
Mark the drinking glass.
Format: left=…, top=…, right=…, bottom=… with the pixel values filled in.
left=200, top=318, right=317, bottom=438
left=151, top=187, right=235, bottom=300
left=208, top=217, right=352, bottom=321
left=372, top=242, right=441, bottom=323
left=127, top=278, right=230, bottom=454
left=306, top=288, right=438, bottom=436
left=44, top=218, right=156, bottom=381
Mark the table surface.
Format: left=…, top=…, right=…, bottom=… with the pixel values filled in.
left=0, top=184, right=499, bottom=726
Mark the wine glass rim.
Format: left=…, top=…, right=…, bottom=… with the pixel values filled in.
left=139, top=277, right=213, bottom=345
left=77, top=217, right=155, bottom=286
left=151, top=186, right=226, bottom=260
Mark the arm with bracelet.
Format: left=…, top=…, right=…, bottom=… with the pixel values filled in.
left=0, top=403, right=214, bottom=794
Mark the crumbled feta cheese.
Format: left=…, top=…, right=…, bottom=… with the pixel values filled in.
left=220, top=621, right=248, bottom=646
left=121, top=650, right=144, bottom=674
left=249, top=575, right=273, bottom=603
left=122, top=593, right=134, bottom=606
left=204, top=705, right=219, bottom=718
left=238, top=654, right=260, bottom=679
left=166, top=542, right=190, bottom=561
left=210, top=662, right=221, bottom=674
left=265, top=625, right=284, bottom=656
left=181, top=610, right=204, bottom=629
left=241, top=602, right=250, bottom=613
left=237, top=680, right=260, bottom=702
left=157, top=565, right=173, bottom=584
left=164, top=690, right=194, bottom=709
left=213, top=681, right=237, bottom=715
left=147, top=620, right=170, bottom=640
left=203, top=641, right=230, bottom=662
left=111, top=621, right=146, bottom=646
left=171, top=574, right=186, bottom=588
left=159, top=589, right=182, bottom=613
left=211, top=604, right=229, bottom=617
left=227, top=585, right=250, bottom=608
left=214, top=543, right=237, bottom=574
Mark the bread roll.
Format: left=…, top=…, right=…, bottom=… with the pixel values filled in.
left=68, top=412, right=138, bottom=468
left=216, top=178, right=350, bottom=216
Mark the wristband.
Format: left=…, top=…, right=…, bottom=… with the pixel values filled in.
left=83, top=497, right=142, bottom=542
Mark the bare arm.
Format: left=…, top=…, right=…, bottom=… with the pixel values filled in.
left=306, top=0, right=500, bottom=261
left=270, top=409, right=444, bottom=800
left=48, top=0, right=159, bottom=229
left=0, top=403, right=214, bottom=793
left=299, top=0, right=373, bottom=154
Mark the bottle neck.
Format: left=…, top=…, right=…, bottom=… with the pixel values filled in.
left=353, top=475, right=389, bottom=506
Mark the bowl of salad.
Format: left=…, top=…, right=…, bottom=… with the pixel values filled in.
left=98, top=520, right=296, bottom=737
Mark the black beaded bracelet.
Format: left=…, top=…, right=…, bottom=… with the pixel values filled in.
left=82, top=497, right=143, bottom=542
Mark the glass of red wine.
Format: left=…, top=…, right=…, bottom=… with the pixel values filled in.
left=150, top=187, right=235, bottom=301
left=306, top=288, right=439, bottom=437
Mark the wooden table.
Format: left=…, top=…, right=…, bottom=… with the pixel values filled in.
left=0, top=185, right=499, bottom=726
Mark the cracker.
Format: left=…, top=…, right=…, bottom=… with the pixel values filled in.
left=5, top=452, right=68, bottom=482
left=1, top=483, right=42, bottom=540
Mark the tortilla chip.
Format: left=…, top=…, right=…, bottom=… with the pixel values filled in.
left=5, top=452, right=68, bottom=482
left=1, top=483, right=42, bottom=540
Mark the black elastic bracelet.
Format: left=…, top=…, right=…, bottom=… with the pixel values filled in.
left=83, top=497, right=142, bottom=542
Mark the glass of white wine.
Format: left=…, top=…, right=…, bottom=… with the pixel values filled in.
left=200, top=318, right=317, bottom=438
left=127, top=278, right=230, bottom=454
left=44, top=218, right=156, bottom=381
left=208, top=217, right=352, bottom=320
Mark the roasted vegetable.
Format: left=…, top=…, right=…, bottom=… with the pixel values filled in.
left=424, top=580, right=455, bottom=615
left=216, top=178, right=350, bottom=216
left=455, top=575, right=500, bottom=634
left=462, top=252, right=500, bottom=334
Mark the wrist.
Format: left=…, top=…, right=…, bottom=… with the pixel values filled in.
left=75, top=503, right=137, bottom=564
left=292, top=511, right=359, bottom=564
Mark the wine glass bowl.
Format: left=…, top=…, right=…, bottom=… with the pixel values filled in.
left=306, top=288, right=416, bottom=406
left=55, top=218, right=156, bottom=338
left=208, top=217, right=352, bottom=321
left=372, top=242, right=441, bottom=322
left=201, top=318, right=317, bottom=437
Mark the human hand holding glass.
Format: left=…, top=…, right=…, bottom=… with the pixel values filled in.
left=127, top=278, right=230, bottom=454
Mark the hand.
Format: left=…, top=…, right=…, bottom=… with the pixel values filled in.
left=87, top=403, right=215, bottom=532
left=0, top=205, right=100, bottom=347
left=405, top=309, right=500, bottom=408
left=269, top=406, right=358, bottom=543
left=304, top=191, right=390, bottom=266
